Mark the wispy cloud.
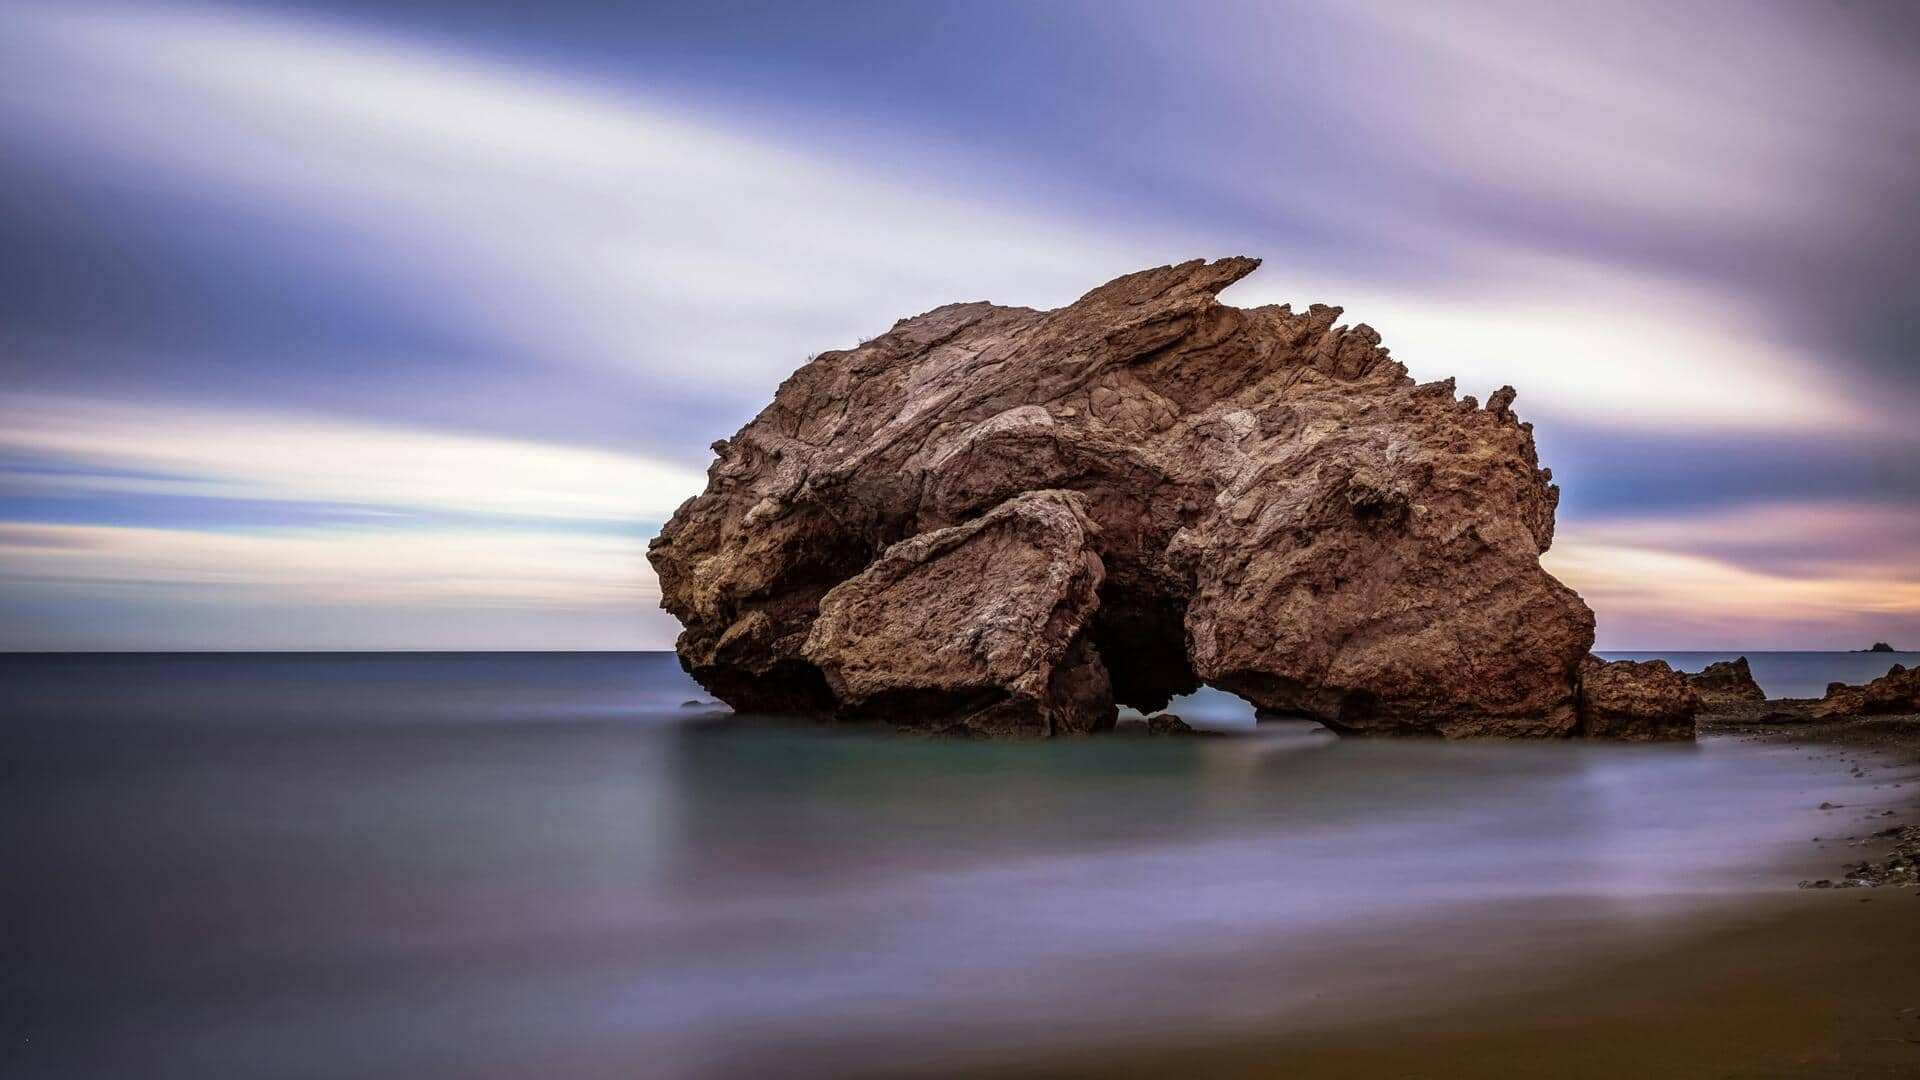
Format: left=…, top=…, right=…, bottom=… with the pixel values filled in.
left=0, top=0, right=1175, bottom=411
left=1226, top=255, right=1871, bottom=435
left=0, top=0, right=1883, bottom=440
left=1548, top=500, right=1920, bottom=649
left=0, top=522, right=650, bottom=608
left=1560, top=500, right=1920, bottom=582
left=1, top=394, right=706, bottom=523
left=0, top=394, right=690, bottom=648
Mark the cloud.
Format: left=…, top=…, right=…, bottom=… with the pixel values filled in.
left=0, top=521, right=653, bottom=607
left=1224, top=254, right=1871, bottom=435
left=1559, top=500, right=1920, bottom=582
left=0, top=392, right=699, bottom=650
left=1, top=394, right=707, bottom=523
left=1547, top=500, right=1920, bottom=649
left=0, top=0, right=1176, bottom=406
left=0, top=0, right=1886, bottom=442
left=1328, top=2, right=1894, bottom=231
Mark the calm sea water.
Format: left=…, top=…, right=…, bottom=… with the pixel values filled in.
left=4, top=651, right=1913, bottom=1078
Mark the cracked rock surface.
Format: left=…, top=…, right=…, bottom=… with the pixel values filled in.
left=1687, top=656, right=1766, bottom=708
left=649, top=258, right=1597, bottom=737
left=1577, top=656, right=1700, bottom=741
left=1816, top=663, right=1920, bottom=718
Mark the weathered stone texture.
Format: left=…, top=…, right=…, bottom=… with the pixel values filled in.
left=1815, top=663, right=1920, bottom=718
left=1577, top=656, right=1699, bottom=740
left=1688, top=656, right=1767, bottom=708
left=649, top=258, right=1597, bottom=736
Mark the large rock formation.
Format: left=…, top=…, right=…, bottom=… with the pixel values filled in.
left=649, top=258, right=1596, bottom=737
left=1576, top=656, right=1699, bottom=740
left=1687, top=656, right=1766, bottom=708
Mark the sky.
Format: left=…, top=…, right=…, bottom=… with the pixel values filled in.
left=1, top=0, right=1916, bottom=651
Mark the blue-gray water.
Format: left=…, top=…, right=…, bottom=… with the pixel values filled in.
left=4, top=651, right=1914, bottom=1078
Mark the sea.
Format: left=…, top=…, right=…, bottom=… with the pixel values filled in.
left=4, top=650, right=1914, bottom=1077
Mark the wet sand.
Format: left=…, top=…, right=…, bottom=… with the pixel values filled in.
left=1702, top=704, right=1920, bottom=762
left=1000, top=894, right=1920, bottom=1079
left=978, top=714, right=1920, bottom=1080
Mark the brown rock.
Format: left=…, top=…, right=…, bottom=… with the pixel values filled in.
left=648, top=258, right=1595, bottom=737
left=1576, top=656, right=1699, bottom=740
left=802, top=490, right=1113, bottom=737
left=1146, top=713, right=1197, bottom=736
left=1815, top=663, right=1920, bottom=717
left=1688, top=656, right=1766, bottom=707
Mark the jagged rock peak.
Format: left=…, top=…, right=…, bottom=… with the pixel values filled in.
left=1688, top=655, right=1766, bottom=707
left=649, top=258, right=1595, bottom=737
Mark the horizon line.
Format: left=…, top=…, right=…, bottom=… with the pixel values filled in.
left=3, top=648, right=1908, bottom=656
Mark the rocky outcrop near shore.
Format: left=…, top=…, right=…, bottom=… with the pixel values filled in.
left=1576, top=656, right=1700, bottom=740
left=1815, top=663, right=1920, bottom=718
left=649, top=258, right=1596, bottom=737
left=1687, top=656, right=1766, bottom=707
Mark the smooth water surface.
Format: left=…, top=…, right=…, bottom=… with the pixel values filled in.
left=4, top=652, right=1909, bottom=1078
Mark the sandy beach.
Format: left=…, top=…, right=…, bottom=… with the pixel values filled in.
left=982, top=711, right=1920, bottom=1080
left=1007, top=894, right=1920, bottom=1079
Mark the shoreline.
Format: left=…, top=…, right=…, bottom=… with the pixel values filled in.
left=952, top=710, right=1920, bottom=1079
left=984, top=894, right=1920, bottom=1080
left=1701, top=703, right=1920, bottom=889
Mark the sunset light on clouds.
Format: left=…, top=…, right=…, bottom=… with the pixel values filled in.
left=3, top=0, right=1916, bottom=650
